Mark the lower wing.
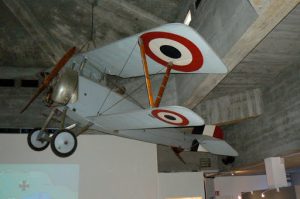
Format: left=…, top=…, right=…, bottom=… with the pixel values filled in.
left=118, top=128, right=238, bottom=157
left=88, top=105, right=205, bottom=131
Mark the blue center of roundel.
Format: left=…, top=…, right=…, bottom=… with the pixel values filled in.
left=160, top=45, right=181, bottom=59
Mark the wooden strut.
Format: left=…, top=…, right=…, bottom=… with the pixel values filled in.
left=138, top=37, right=173, bottom=108
left=138, top=38, right=155, bottom=107
left=154, top=62, right=173, bottom=107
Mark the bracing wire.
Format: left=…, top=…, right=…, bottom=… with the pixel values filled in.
left=81, top=0, right=169, bottom=116
left=108, top=80, right=145, bottom=109
left=99, top=67, right=166, bottom=115
left=97, top=40, right=139, bottom=115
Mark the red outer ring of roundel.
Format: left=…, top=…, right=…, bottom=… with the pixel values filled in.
left=151, top=109, right=189, bottom=126
left=140, top=31, right=204, bottom=72
left=213, top=126, right=224, bottom=140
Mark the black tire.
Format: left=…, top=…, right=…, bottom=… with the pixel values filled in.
left=51, top=129, right=77, bottom=158
left=27, top=128, right=50, bottom=151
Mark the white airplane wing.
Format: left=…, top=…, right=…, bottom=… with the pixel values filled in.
left=72, top=23, right=227, bottom=77
left=87, top=106, right=204, bottom=131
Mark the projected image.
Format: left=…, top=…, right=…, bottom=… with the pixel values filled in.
left=168, top=198, right=202, bottom=199
left=0, top=164, right=79, bottom=199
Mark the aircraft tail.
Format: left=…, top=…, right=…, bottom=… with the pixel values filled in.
left=191, top=137, right=238, bottom=156
left=190, top=125, right=238, bottom=156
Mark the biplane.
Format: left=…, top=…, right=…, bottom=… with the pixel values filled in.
left=21, top=23, right=238, bottom=158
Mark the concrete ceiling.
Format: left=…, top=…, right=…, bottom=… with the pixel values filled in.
left=0, top=0, right=183, bottom=78
left=0, top=0, right=300, bottom=172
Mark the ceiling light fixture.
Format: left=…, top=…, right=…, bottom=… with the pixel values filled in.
left=184, top=10, right=192, bottom=26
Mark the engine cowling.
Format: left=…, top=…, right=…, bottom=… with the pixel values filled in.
left=51, top=68, right=78, bottom=105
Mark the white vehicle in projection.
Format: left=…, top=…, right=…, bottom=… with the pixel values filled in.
left=20, top=23, right=238, bottom=159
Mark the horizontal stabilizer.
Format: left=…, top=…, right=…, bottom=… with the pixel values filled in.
left=117, top=128, right=238, bottom=157
left=196, top=136, right=238, bottom=156
left=88, top=106, right=204, bottom=131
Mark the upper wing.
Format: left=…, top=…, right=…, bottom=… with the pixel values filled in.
left=72, top=23, right=227, bottom=78
left=87, top=105, right=204, bottom=131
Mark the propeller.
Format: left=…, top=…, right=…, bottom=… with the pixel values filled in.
left=20, top=47, right=77, bottom=113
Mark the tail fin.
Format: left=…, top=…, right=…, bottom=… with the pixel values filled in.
left=192, top=125, right=224, bottom=139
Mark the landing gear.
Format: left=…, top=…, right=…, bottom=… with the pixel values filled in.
left=27, top=108, right=90, bottom=158
left=27, top=107, right=77, bottom=158
left=27, top=129, right=50, bottom=151
left=50, top=130, right=77, bottom=158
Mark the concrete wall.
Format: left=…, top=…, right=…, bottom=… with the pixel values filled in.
left=223, top=64, right=300, bottom=167
left=214, top=175, right=268, bottom=199
left=157, top=145, right=219, bottom=172
left=292, top=172, right=300, bottom=185
left=0, top=134, right=158, bottom=199
left=176, top=0, right=257, bottom=106
left=0, top=87, right=49, bottom=128
left=158, top=172, right=205, bottom=199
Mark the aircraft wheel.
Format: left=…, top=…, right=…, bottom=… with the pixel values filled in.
left=27, top=129, right=50, bottom=151
left=51, top=130, right=77, bottom=158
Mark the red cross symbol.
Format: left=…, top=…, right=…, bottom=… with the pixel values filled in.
left=19, top=180, right=30, bottom=191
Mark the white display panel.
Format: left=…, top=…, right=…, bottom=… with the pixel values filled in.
left=264, top=157, right=288, bottom=189
left=0, top=164, right=79, bottom=199
left=0, top=134, right=157, bottom=199
left=158, top=172, right=205, bottom=199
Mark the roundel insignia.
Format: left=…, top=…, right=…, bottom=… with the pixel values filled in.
left=140, top=31, right=204, bottom=72
left=151, top=109, right=189, bottom=126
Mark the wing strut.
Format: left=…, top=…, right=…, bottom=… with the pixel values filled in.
left=138, top=38, right=155, bottom=107
left=138, top=38, right=173, bottom=108
left=154, top=63, right=173, bottom=107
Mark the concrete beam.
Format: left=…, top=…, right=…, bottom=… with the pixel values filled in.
left=0, top=66, right=42, bottom=79
left=157, top=145, right=219, bottom=172
left=182, top=0, right=300, bottom=109
left=194, top=89, right=263, bottom=125
left=3, top=0, right=64, bottom=64
left=106, top=0, right=167, bottom=25
left=249, top=0, right=272, bottom=14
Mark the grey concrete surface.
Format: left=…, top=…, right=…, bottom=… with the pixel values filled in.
left=223, top=64, right=300, bottom=167
left=194, top=88, right=263, bottom=125
left=157, top=145, right=219, bottom=172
